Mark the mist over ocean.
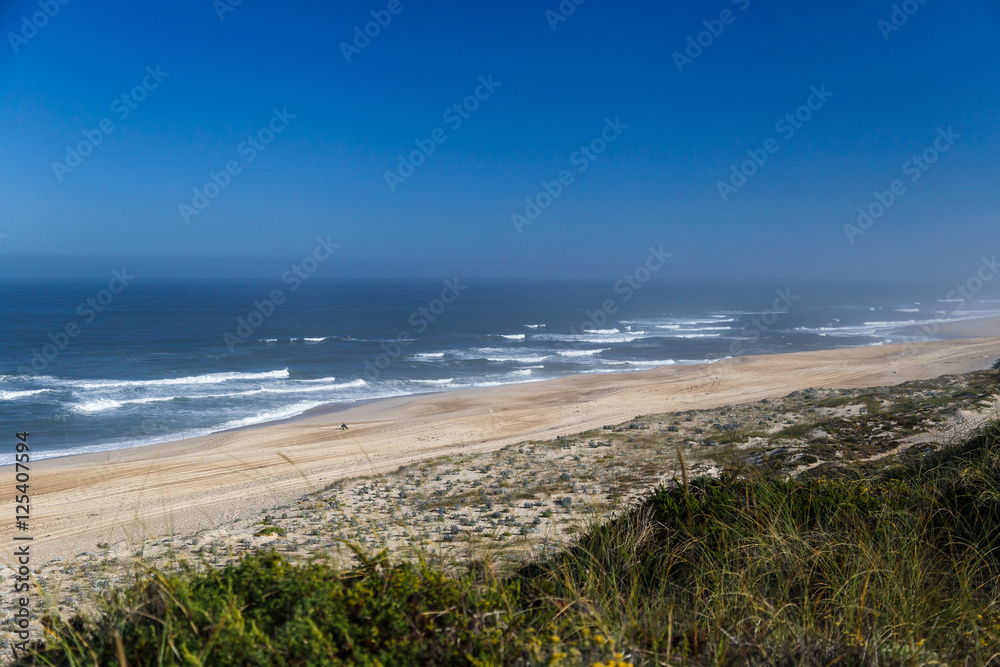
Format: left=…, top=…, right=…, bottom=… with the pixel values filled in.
left=2, top=278, right=998, bottom=465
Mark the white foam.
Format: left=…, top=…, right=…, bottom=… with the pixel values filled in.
left=74, top=369, right=290, bottom=389
left=581, top=328, right=620, bottom=334
left=537, top=332, right=648, bottom=344
left=657, top=325, right=730, bottom=331
left=524, top=324, right=545, bottom=328
left=486, top=355, right=548, bottom=363
left=304, top=337, right=326, bottom=343
left=791, top=316, right=993, bottom=338
left=214, top=401, right=332, bottom=431
left=69, top=379, right=368, bottom=414
left=627, top=357, right=722, bottom=368
left=412, top=352, right=446, bottom=360
left=556, top=348, right=608, bottom=357
left=0, top=389, right=53, bottom=401
left=626, top=359, right=677, bottom=367
left=258, top=379, right=367, bottom=394
left=668, top=333, right=723, bottom=339
left=412, top=378, right=454, bottom=385
left=499, top=334, right=526, bottom=340
left=72, top=395, right=179, bottom=414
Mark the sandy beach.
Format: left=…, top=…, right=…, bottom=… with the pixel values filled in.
left=3, top=331, right=998, bottom=565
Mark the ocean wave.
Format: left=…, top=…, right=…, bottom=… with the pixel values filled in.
left=524, top=324, right=545, bottom=328
left=214, top=401, right=332, bottom=431
left=535, top=332, right=649, bottom=344
left=464, top=347, right=548, bottom=363
left=70, top=379, right=369, bottom=414
left=792, top=318, right=955, bottom=338
left=412, top=352, right=446, bottom=360
left=666, top=333, right=723, bottom=339
left=304, top=337, right=326, bottom=343
left=486, top=355, right=548, bottom=363
left=412, top=378, right=455, bottom=385
left=498, top=334, right=526, bottom=340
left=72, top=395, right=178, bottom=414
left=581, top=328, right=620, bottom=334
left=0, top=389, right=54, bottom=401
left=257, top=379, right=367, bottom=395
left=655, top=324, right=731, bottom=331
left=623, top=317, right=735, bottom=326
left=627, top=357, right=723, bottom=367
left=624, top=359, right=677, bottom=367
left=74, top=369, right=290, bottom=389
left=556, top=348, right=608, bottom=357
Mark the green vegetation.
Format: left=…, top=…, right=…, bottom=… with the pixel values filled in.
left=18, top=422, right=1000, bottom=665
left=253, top=526, right=286, bottom=538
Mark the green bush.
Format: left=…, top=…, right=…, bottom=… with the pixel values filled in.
left=25, top=550, right=524, bottom=666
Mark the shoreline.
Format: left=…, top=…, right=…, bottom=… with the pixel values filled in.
left=13, top=316, right=1000, bottom=468
left=3, top=331, right=998, bottom=564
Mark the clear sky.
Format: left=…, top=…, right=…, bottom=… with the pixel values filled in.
left=1, top=0, right=998, bottom=280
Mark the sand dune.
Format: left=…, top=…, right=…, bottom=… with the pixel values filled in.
left=4, top=336, right=998, bottom=563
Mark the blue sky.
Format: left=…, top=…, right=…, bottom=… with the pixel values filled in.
left=1, top=0, right=998, bottom=280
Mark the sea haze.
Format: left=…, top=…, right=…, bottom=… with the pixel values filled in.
left=2, top=279, right=998, bottom=464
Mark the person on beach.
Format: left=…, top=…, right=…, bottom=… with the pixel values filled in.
left=341, top=423, right=348, bottom=430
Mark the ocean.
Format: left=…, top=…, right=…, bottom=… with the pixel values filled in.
left=2, top=278, right=999, bottom=465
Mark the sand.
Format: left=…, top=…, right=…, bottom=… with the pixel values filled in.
left=3, top=335, right=998, bottom=564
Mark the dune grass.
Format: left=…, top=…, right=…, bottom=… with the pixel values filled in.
left=17, top=420, right=1000, bottom=666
